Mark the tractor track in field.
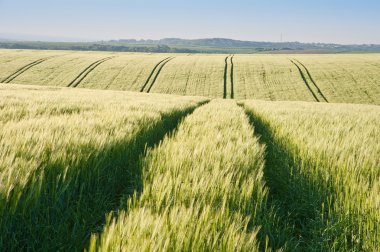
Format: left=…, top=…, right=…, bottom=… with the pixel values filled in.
left=289, top=59, right=320, bottom=102
left=223, top=55, right=235, bottom=99
left=140, top=57, right=172, bottom=92
left=230, top=55, right=235, bottom=99
left=146, top=57, right=175, bottom=93
left=2, top=56, right=56, bottom=83
left=223, top=56, right=229, bottom=99
left=294, top=59, right=329, bottom=102
left=67, top=56, right=115, bottom=88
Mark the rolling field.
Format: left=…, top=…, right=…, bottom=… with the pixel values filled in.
left=149, top=55, right=226, bottom=97
left=0, top=48, right=379, bottom=251
left=0, top=49, right=379, bottom=105
left=0, top=84, right=206, bottom=250
left=233, top=55, right=317, bottom=101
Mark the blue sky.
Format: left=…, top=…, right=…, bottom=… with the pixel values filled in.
left=0, top=0, right=379, bottom=44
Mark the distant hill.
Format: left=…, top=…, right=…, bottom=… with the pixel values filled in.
left=109, top=38, right=380, bottom=52
left=1, top=37, right=379, bottom=53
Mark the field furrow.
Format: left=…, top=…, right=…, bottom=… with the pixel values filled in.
left=89, top=100, right=273, bottom=251
left=0, top=84, right=206, bottom=251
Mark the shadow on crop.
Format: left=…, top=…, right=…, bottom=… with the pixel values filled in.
left=243, top=107, right=333, bottom=251
left=0, top=103, right=206, bottom=251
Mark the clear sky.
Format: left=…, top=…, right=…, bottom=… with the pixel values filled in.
left=0, top=0, right=379, bottom=44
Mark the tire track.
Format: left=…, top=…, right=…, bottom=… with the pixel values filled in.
left=223, top=55, right=235, bottom=99
left=230, top=55, right=235, bottom=99
left=140, top=57, right=172, bottom=92
left=68, top=56, right=115, bottom=88
left=294, top=59, right=329, bottom=102
left=289, top=59, right=320, bottom=102
left=2, top=56, right=56, bottom=83
left=223, top=55, right=230, bottom=99
left=146, top=57, right=174, bottom=93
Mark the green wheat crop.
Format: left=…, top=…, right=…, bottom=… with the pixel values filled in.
left=89, top=100, right=271, bottom=251
left=244, top=100, right=380, bottom=251
left=0, top=84, right=206, bottom=250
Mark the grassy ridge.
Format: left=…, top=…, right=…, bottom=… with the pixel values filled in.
left=89, top=100, right=271, bottom=251
left=244, top=100, right=380, bottom=250
left=0, top=84, right=206, bottom=250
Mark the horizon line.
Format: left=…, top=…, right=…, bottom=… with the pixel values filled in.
left=1, top=33, right=380, bottom=46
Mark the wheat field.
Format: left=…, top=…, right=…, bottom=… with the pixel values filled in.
left=1, top=49, right=379, bottom=104
left=90, top=100, right=268, bottom=251
left=243, top=100, right=380, bottom=251
left=0, top=84, right=205, bottom=250
left=0, top=48, right=379, bottom=251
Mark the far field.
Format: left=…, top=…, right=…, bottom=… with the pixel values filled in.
left=0, top=49, right=379, bottom=104
left=0, top=49, right=379, bottom=251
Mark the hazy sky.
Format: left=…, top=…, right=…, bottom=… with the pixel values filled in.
left=0, top=0, right=379, bottom=44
